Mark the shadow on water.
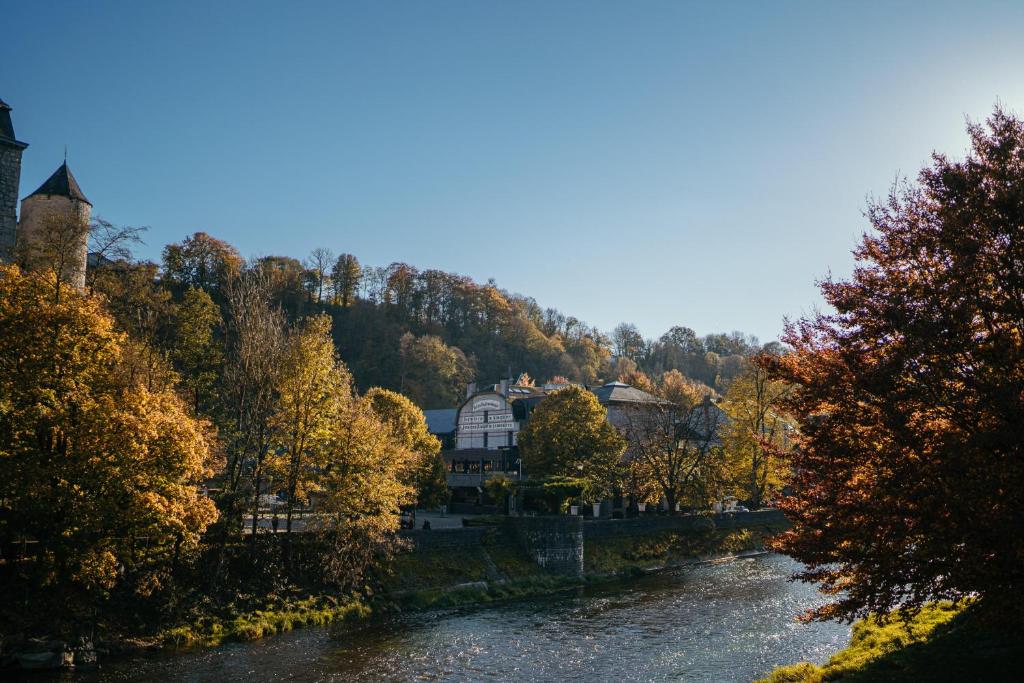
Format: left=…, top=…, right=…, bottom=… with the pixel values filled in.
left=37, top=555, right=850, bottom=683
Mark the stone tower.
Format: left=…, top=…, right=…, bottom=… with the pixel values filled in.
left=18, top=162, right=92, bottom=290
left=0, top=98, right=28, bottom=263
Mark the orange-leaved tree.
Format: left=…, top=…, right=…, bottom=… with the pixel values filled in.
left=0, top=265, right=218, bottom=633
left=762, top=108, right=1024, bottom=621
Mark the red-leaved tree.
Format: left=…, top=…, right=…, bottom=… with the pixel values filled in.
left=763, top=108, right=1024, bottom=621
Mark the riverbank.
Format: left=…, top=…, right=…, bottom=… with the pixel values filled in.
left=1, top=511, right=787, bottom=671
left=757, top=600, right=1024, bottom=682
left=180, top=521, right=780, bottom=645
left=46, top=554, right=850, bottom=682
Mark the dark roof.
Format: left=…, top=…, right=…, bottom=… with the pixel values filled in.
left=423, top=408, right=457, bottom=435
left=590, top=381, right=667, bottom=405
left=27, top=162, right=91, bottom=205
left=0, top=98, right=28, bottom=149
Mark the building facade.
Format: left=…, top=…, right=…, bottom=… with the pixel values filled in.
left=0, top=96, right=92, bottom=290
left=0, top=99, right=28, bottom=262
left=429, top=378, right=670, bottom=510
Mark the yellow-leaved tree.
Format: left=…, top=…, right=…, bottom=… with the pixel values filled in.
left=364, top=388, right=448, bottom=509
left=266, top=315, right=416, bottom=589
left=517, top=385, right=626, bottom=502
left=0, top=265, right=218, bottom=632
left=620, top=371, right=725, bottom=513
left=268, top=313, right=349, bottom=564
left=317, top=393, right=417, bottom=591
left=721, top=357, right=794, bottom=509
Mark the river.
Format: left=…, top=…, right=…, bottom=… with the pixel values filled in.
left=75, top=554, right=849, bottom=683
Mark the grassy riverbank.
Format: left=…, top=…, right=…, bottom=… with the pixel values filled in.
left=757, top=600, right=1024, bottom=682
left=151, top=523, right=777, bottom=651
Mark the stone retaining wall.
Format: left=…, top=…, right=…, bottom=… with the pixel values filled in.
left=507, top=516, right=584, bottom=578
left=583, top=509, right=788, bottom=540
left=398, top=510, right=788, bottom=578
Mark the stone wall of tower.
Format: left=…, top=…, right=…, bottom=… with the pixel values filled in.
left=17, top=194, right=91, bottom=290
left=0, top=144, right=23, bottom=262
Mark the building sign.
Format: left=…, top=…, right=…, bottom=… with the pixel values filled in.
left=471, top=397, right=504, bottom=412
left=459, top=421, right=517, bottom=433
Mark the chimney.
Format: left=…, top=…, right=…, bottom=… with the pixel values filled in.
left=466, top=382, right=477, bottom=399
left=500, top=379, right=509, bottom=396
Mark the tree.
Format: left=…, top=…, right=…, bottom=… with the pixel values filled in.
left=484, top=475, right=517, bottom=514
left=721, top=357, right=793, bottom=509
left=762, top=108, right=1024, bottom=622
left=269, top=314, right=349, bottom=564
left=0, top=265, right=217, bottom=632
left=620, top=374, right=723, bottom=513
left=315, top=394, right=415, bottom=591
left=517, top=386, right=626, bottom=500
left=306, top=247, right=334, bottom=304
left=364, top=388, right=447, bottom=508
left=161, top=232, right=243, bottom=296
left=85, top=218, right=146, bottom=292
left=331, top=253, right=362, bottom=307
left=219, top=269, right=286, bottom=549
left=398, top=332, right=475, bottom=408
left=612, top=322, right=647, bottom=362
left=171, top=287, right=223, bottom=414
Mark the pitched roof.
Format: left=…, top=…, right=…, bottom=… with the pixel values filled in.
left=27, top=162, right=91, bottom=205
left=423, top=408, right=457, bottom=435
left=590, top=381, right=667, bottom=405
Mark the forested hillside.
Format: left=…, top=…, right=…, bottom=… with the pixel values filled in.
left=99, top=231, right=768, bottom=408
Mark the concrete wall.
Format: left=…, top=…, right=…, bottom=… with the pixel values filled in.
left=0, top=145, right=23, bottom=262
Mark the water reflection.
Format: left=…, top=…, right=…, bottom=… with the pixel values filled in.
left=78, top=554, right=849, bottom=683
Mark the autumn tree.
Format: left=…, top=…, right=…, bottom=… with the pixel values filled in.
left=763, top=108, right=1024, bottom=621
left=517, top=386, right=626, bottom=500
left=399, top=332, right=475, bottom=408
left=305, top=247, right=334, bottom=303
left=0, top=265, right=217, bottom=632
left=315, top=394, right=415, bottom=590
left=331, top=252, right=362, bottom=307
left=269, top=313, right=349, bottom=564
left=85, top=218, right=146, bottom=291
left=171, top=287, right=224, bottom=414
left=721, top=357, right=793, bottom=509
left=620, top=373, right=723, bottom=513
left=612, top=322, right=647, bottom=362
left=364, top=388, right=448, bottom=509
left=161, top=231, right=243, bottom=296
left=218, top=269, right=286, bottom=549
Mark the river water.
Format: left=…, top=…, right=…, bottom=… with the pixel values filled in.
left=81, top=554, right=849, bottom=683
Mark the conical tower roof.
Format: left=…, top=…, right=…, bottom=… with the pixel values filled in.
left=0, top=98, right=28, bottom=149
left=27, top=161, right=91, bottom=206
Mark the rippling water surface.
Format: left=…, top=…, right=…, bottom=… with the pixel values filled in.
left=85, top=554, right=849, bottom=683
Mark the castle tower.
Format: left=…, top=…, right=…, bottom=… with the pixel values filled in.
left=18, top=161, right=92, bottom=290
left=0, top=98, right=28, bottom=262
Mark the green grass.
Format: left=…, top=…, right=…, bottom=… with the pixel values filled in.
left=757, top=600, right=1024, bottom=682
left=385, top=574, right=582, bottom=612
left=159, top=594, right=372, bottom=648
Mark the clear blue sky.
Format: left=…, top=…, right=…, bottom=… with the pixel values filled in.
left=4, top=1, right=1024, bottom=343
